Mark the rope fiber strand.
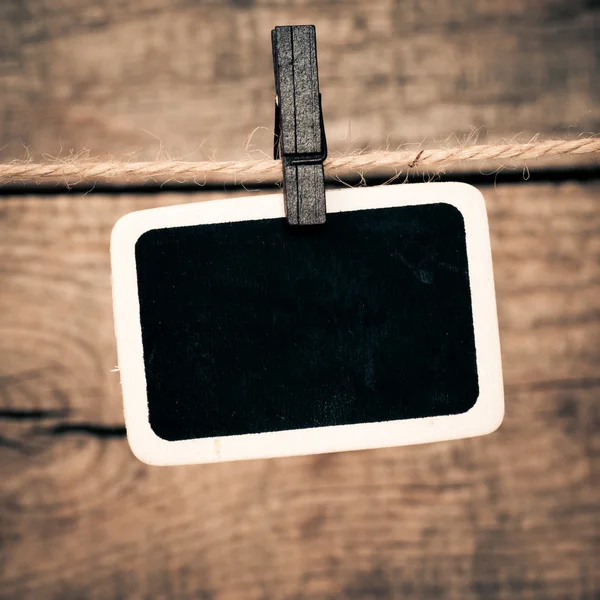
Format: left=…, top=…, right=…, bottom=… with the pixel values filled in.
left=1, top=138, right=598, bottom=187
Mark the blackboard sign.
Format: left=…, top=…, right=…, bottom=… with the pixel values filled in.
left=112, top=184, right=503, bottom=465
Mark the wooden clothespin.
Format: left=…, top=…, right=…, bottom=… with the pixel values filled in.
left=272, top=25, right=328, bottom=225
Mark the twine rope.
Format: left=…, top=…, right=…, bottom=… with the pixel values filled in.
left=1, top=138, right=598, bottom=186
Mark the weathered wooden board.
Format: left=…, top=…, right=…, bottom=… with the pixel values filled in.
left=1, top=182, right=599, bottom=598
left=1, top=0, right=598, bottom=163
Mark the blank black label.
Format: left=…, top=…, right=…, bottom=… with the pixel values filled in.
left=135, top=203, right=479, bottom=441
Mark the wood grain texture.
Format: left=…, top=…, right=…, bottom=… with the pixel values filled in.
left=0, top=0, right=598, bottom=164
left=1, top=182, right=599, bottom=598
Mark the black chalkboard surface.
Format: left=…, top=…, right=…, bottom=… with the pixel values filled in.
left=135, top=203, right=478, bottom=442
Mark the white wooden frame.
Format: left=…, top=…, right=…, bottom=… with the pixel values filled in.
left=111, top=183, right=504, bottom=465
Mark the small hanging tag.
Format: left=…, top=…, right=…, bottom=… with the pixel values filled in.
left=111, top=183, right=504, bottom=465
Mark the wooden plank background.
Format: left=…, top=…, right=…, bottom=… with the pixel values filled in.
left=0, top=0, right=599, bottom=162
left=1, top=0, right=599, bottom=598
